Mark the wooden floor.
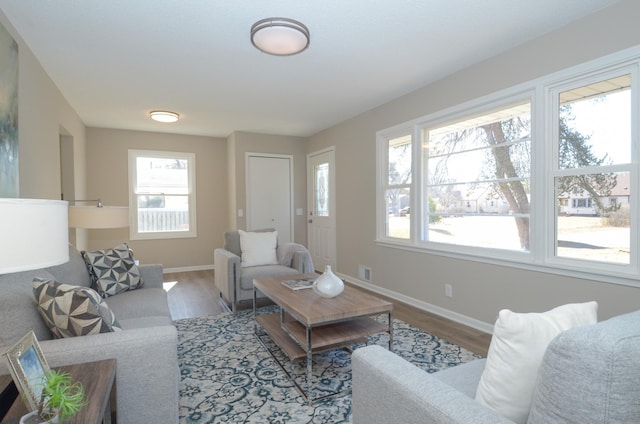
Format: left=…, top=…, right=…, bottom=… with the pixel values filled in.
left=163, top=269, right=492, bottom=357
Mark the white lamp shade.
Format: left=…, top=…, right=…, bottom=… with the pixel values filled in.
left=68, top=206, right=129, bottom=229
left=0, top=198, right=69, bottom=274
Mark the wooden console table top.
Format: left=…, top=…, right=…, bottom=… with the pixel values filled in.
left=0, top=358, right=116, bottom=424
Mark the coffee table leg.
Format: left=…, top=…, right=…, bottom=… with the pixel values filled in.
left=306, top=326, right=313, bottom=406
left=253, top=285, right=257, bottom=333
left=388, top=312, right=394, bottom=352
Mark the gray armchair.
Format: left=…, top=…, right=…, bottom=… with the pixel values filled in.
left=352, top=309, right=640, bottom=424
left=214, top=228, right=314, bottom=312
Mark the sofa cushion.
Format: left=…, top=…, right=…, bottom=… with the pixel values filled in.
left=0, top=269, right=57, bottom=346
left=46, top=244, right=92, bottom=288
left=33, top=278, right=121, bottom=338
left=82, top=243, right=144, bottom=297
left=117, top=315, right=174, bottom=330
left=475, top=301, right=598, bottom=424
left=433, top=358, right=487, bottom=399
left=527, top=309, right=640, bottom=424
left=239, top=229, right=278, bottom=267
left=105, top=287, right=171, bottom=321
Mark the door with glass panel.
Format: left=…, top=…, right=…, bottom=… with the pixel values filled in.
left=307, top=148, right=336, bottom=271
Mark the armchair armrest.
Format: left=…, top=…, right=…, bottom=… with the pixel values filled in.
left=352, top=345, right=513, bottom=424
left=278, top=243, right=314, bottom=273
left=138, top=264, right=164, bottom=289
left=214, top=248, right=240, bottom=305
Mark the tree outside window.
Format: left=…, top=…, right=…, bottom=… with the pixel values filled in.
left=423, top=101, right=531, bottom=251
left=377, top=60, right=638, bottom=280
left=554, top=74, right=631, bottom=264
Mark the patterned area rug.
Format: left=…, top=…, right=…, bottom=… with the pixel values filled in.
left=176, top=308, right=480, bottom=423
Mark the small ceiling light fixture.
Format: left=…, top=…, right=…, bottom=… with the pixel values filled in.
left=251, top=17, right=310, bottom=56
left=150, top=110, right=180, bottom=123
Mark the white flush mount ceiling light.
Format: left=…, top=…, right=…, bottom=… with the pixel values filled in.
left=251, top=17, right=310, bottom=56
left=150, top=110, right=180, bottom=123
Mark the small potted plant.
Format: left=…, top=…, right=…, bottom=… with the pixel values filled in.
left=20, top=370, right=86, bottom=423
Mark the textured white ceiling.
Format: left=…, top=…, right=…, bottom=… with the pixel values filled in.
left=0, top=0, right=620, bottom=138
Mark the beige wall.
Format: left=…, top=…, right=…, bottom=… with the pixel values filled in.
left=6, top=1, right=640, bottom=329
left=227, top=131, right=308, bottom=246
left=85, top=128, right=227, bottom=269
left=308, top=0, right=640, bottom=327
left=0, top=11, right=87, bottom=201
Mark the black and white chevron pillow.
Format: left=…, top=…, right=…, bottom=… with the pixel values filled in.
left=82, top=243, right=144, bottom=297
left=32, top=278, right=121, bottom=338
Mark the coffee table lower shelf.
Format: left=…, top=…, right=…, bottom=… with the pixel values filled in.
left=256, top=313, right=387, bottom=359
left=255, top=312, right=390, bottom=404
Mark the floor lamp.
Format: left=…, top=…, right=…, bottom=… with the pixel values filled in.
left=68, top=200, right=129, bottom=252
left=0, top=199, right=69, bottom=274
left=68, top=200, right=129, bottom=229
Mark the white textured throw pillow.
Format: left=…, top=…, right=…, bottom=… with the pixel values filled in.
left=239, top=230, right=279, bottom=267
left=475, top=301, right=598, bottom=424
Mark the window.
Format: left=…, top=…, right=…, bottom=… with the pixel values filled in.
left=552, top=73, right=632, bottom=265
left=381, top=134, right=412, bottom=239
left=423, top=100, right=531, bottom=251
left=128, top=150, right=196, bottom=240
left=376, top=53, right=640, bottom=284
left=314, top=162, right=329, bottom=217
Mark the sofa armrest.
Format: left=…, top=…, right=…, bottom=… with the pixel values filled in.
left=37, top=326, right=179, bottom=424
left=352, top=345, right=513, bottom=424
left=214, top=248, right=240, bottom=305
left=138, top=263, right=164, bottom=289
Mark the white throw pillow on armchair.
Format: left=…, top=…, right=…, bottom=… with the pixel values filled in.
left=239, top=229, right=279, bottom=267
left=475, top=301, right=598, bottom=424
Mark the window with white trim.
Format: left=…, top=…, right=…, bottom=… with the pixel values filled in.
left=551, top=72, right=633, bottom=266
left=377, top=54, right=639, bottom=284
left=383, top=134, right=412, bottom=239
left=422, top=100, right=531, bottom=251
left=128, top=150, right=197, bottom=240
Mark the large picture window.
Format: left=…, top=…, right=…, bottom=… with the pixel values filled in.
left=128, top=150, right=197, bottom=240
left=377, top=55, right=639, bottom=285
left=423, top=101, right=531, bottom=251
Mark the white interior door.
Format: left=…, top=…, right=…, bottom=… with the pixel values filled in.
left=246, top=154, right=293, bottom=243
left=307, top=148, right=336, bottom=271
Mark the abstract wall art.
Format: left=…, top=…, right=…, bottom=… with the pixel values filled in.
left=0, top=21, right=18, bottom=197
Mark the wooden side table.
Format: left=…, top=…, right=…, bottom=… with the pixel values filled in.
left=0, top=358, right=116, bottom=424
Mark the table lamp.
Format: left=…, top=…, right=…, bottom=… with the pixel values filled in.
left=0, top=198, right=69, bottom=274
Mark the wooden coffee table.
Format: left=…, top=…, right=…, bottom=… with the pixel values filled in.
left=253, top=274, right=393, bottom=404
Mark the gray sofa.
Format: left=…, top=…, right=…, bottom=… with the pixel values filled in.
left=0, top=244, right=179, bottom=424
left=352, top=309, right=640, bottom=424
left=214, top=228, right=314, bottom=312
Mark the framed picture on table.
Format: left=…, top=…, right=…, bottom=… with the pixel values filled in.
left=2, top=331, right=51, bottom=411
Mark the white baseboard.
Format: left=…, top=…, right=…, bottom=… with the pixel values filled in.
left=164, top=264, right=215, bottom=274
left=162, top=266, right=494, bottom=334
left=337, top=271, right=494, bottom=335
